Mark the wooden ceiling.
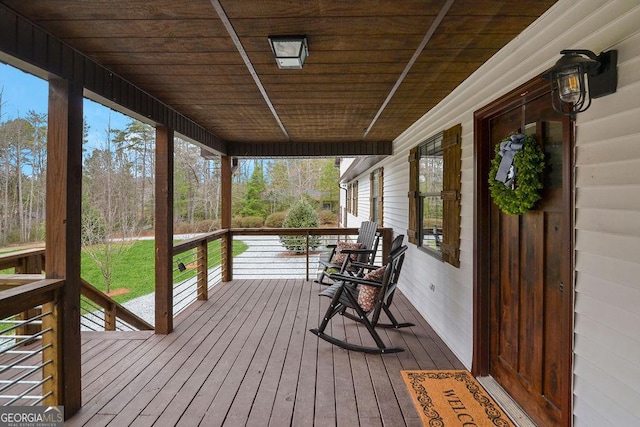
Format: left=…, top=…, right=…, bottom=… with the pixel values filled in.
left=1, top=0, right=556, bottom=155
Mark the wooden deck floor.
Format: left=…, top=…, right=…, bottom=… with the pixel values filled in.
left=67, top=279, right=464, bottom=427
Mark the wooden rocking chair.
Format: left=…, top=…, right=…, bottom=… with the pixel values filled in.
left=309, top=235, right=409, bottom=354
left=314, top=220, right=379, bottom=286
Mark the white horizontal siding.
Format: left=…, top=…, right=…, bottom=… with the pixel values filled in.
left=345, top=0, right=640, bottom=423
left=573, top=10, right=640, bottom=424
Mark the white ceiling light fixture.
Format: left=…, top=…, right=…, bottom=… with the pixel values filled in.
left=268, top=35, right=308, bottom=69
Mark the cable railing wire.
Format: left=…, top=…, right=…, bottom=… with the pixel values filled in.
left=0, top=310, right=54, bottom=407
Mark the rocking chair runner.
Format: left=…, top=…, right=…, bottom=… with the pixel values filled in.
left=314, top=221, right=379, bottom=286
left=310, top=235, right=410, bottom=354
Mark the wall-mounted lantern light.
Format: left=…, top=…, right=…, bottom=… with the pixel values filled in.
left=545, top=49, right=618, bottom=118
left=268, top=35, right=308, bottom=69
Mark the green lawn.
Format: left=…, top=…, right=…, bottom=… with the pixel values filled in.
left=81, top=239, right=248, bottom=304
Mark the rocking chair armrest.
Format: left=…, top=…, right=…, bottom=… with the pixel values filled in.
left=318, top=259, right=340, bottom=269
left=338, top=248, right=376, bottom=257
left=327, top=273, right=384, bottom=288
left=349, top=262, right=381, bottom=271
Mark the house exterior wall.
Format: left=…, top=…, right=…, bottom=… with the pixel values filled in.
left=344, top=0, right=640, bottom=425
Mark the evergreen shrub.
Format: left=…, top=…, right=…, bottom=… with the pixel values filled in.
left=279, top=199, right=321, bottom=252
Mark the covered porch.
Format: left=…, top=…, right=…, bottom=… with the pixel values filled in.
left=6, top=1, right=638, bottom=425
left=68, top=278, right=462, bottom=426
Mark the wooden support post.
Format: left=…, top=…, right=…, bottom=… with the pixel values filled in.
left=45, top=78, right=83, bottom=416
left=197, top=240, right=208, bottom=300
left=155, top=126, right=174, bottom=334
left=221, top=156, right=233, bottom=282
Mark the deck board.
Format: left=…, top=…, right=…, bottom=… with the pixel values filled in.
left=67, top=279, right=463, bottom=426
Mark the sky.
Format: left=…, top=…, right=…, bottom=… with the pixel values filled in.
left=0, top=62, right=131, bottom=148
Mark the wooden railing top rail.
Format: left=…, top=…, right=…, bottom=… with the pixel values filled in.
left=0, top=278, right=63, bottom=319
left=230, top=227, right=364, bottom=236
left=0, top=273, right=45, bottom=292
left=170, top=227, right=394, bottom=256
left=81, top=279, right=154, bottom=331
left=0, top=247, right=45, bottom=270
left=172, top=230, right=226, bottom=256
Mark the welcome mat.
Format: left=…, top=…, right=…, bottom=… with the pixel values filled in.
left=401, top=370, right=515, bottom=426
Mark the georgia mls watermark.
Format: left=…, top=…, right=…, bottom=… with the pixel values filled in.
left=0, top=406, right=63, bottom=427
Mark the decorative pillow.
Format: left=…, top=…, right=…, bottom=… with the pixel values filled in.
left=364, top=265, right=386, bottom=282
left=358, top=266, right=386, bottom=311
left=333, top=241, right=365, bottom=266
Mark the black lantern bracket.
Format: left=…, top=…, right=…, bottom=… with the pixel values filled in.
left=567, top=49, right=618, bottom=99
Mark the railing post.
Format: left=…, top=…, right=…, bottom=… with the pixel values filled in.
left=105, top=302, right=116, bottom=331
left=16, top=253, right=43, bottom=336
left=222, top=231, right=233, bottom=282
left=305, top=232, right=310, bottom=281
left=42, top=286, right=63, bottom=407
left=197, top=239, right=208, bottom=300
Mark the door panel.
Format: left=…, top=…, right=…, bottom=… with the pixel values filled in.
left=487, top=91, right=568, bottom=426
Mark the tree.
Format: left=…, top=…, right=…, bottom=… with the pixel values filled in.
left=266, top=159, right=293, bottom=213
left=82, top=120, right=136, bottom=293
left=239, top=162, right=267, bottom=217
left=112, top=119, right=155, bottom=226
left=173, top=137, right=220, bottom=226
left=25, top=111, right=47, bottom=240
left=0, top=117, right=34, bottom=243
left=316, top=159, right=339, bottom=212
left=279, top=198, right=321, bottom=252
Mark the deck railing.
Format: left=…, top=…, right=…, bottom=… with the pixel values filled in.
left=0, top=249, right=152, bottom=333
left=80, top=280, right=153, bottom=332
left=0, top=277, right=64, bottom=407
left=172, top=230, right=226, bottom=315
left=0, top=248, right=45, bottom=274
left=170, top=227, right=393, bottom=307
left=230, top=228, right=382, bottom=280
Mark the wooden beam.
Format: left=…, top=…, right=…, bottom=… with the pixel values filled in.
left=45, top=77, right=83, bottom=417
left=221, top=156, right=232, bottom=282
left=228, top=141, right=392, bottom=157
left=155, top=125, right=174, bottom=334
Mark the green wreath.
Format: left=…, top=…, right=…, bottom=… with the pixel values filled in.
left=488, top=133, right=545, bottom=215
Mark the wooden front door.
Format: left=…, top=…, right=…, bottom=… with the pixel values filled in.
left=474, top=78, right=573, bottom=427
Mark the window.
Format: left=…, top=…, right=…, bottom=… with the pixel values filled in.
left=370, top=168, right=383, bottom=224
left=419, top=136, right=443, bottom=250
left=347, top=181, right=358, bottom=216
left=408, top=124, right=461, bottom=267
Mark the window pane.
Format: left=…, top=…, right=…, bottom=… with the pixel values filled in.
left=372, top=171, right=379, bottom=198
left=419, top=155, right=443, bottom=194
left=421, top=196, right=442, bottom=250
left=418, top=136, right=443, bottom=195
left=416, top=132, right=443, bottom=253
left=372, top=197, right=378, bottom=223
